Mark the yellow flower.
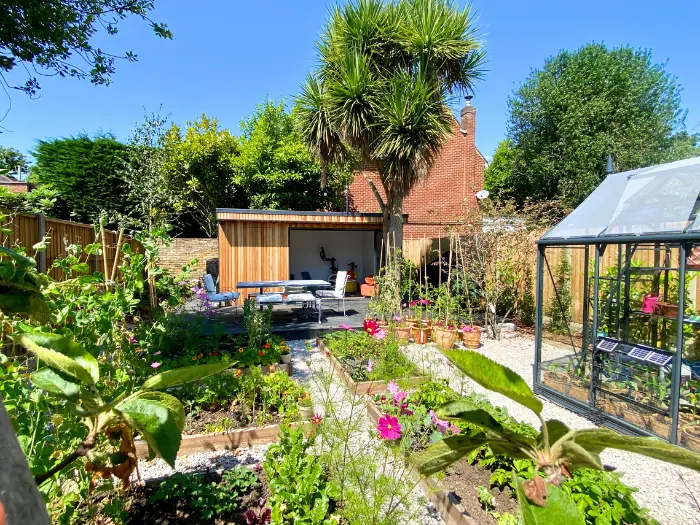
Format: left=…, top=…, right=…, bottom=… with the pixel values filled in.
left=238, top=347, right=244, bottom=353
left=198, top=353, right=204, bottom=358
left=192, top=356, right=197, bottom=361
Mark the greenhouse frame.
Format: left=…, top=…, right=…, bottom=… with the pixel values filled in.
left=533, top=156, right=700, bottom=450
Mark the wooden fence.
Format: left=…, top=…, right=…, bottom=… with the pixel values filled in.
left=0, top=211, right=142, bottom=281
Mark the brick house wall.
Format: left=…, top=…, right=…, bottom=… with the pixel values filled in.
left=157, top=237, right=218, bottom=276
left=348, top=100, right=486, bottom=240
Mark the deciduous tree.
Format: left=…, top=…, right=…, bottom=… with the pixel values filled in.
left=487, top=44, right=700, bottom=207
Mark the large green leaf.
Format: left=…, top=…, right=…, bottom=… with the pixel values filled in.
left=141, top=361, right=233, bottom=391
left=31, top=367, right=80, bottom=401
left=0, top=289, right=49, bottom=321
left=117, top=398, right=182, bottom=467
left=0, top=246, right=36, bottom=269
left=413, top=431, right=489, bottom=476
left=538, top=420, right=571, bottom=449
left=513, top=472, right=584, bottom=525
left=437, top=400, right=535, bottom=446
left=444, top=350, right=543, bottom=415
left=15, top=333, right=99, bottom=385
left=132, top=391, right=185, bottom=432
left=573, top=428, right=700, bottom=471
left=558, top=441, right=603, bottom=472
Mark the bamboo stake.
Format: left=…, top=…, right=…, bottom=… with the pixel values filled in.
left=110, top=228, right=124, bottom=283
left=99, top=217, right=110, bottom=281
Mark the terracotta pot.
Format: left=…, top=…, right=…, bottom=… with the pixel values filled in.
left=393, top=325, right=412, bottom=343
left=432, top=327, right=458, bottom=350
left=656, top=301, right=679, bottom=318
left=411, top=325, right=431, bottom=344
left=461, top=326, right=482, bottom=349
left=682, top=426, right=700, bottom=453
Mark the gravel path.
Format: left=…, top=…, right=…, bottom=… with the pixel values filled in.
left=403, top=335, right=700, bottom=525
left=290, top=338, right=443, bottom=525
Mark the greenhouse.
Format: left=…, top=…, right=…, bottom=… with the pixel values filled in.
left=534, top=156, right=700, bottom=449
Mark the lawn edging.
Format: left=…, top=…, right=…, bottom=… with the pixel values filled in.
left=364, top=401, right=478, bottom=525
left=316, top=337, right=425, bottom=394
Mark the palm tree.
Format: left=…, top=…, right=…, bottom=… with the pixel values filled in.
left=296, top=0, right=485, bottom=251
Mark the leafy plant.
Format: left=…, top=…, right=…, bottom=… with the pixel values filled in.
left=264, top=425, right=339, bottom=524
left=150, top=466, right=258, bottom=519
left=14, top=331, right=232, bottom=485
left=413, top=349, right=700, bottom=523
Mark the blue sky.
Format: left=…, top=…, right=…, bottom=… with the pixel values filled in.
left=2, top=0, right=699, bottom=163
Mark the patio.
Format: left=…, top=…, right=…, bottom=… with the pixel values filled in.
left=185, top=295, right=370, bottom=339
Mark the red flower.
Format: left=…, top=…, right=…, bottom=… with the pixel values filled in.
left=363, top=318, right=379, bottom=335
left=259, top=350, right=265, bottom=357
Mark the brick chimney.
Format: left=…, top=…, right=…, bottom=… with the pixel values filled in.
left=460, top=94, right=476, bottom=143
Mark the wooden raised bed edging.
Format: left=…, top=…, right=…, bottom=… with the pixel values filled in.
left=364, top=401, right=477, bottom=525
left=135, top=421, right=311, bottom=459
left=316, top=338, right=426, bottom=394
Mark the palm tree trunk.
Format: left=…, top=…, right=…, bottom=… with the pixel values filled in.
left=386, top=190, right=403, bottom=253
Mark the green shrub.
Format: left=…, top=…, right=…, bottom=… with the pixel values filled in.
left=149, top=466, right=258, bottom=520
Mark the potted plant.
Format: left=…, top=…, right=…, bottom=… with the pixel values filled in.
left=410, top=318, right=431, bottom=344
left=392, top=315, right=413, bottom=343
left=298, top=391, right=313, bottom=420
left=432, top=320, right=458, bottom=350
left=459, top=324, right=482, bottom=349
left=280, top=341, right=292, bottom=364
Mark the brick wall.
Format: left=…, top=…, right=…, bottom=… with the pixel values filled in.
left=348, top=101, right=486, bottom=241
left=157, top=237, right=218, bottom=276
left=0, top=182, right=30, bottom=193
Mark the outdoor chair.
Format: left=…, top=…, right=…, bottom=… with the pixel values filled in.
left=315, top=270, right=349, bottom=316
left=202, top=274, right=240, bottom=318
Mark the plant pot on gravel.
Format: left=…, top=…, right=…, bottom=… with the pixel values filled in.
left=393, top=324, right=413, bottom=343
left=280, top=352, right=291, bottom=364
left=411, top=323, right=431, bottom=344
left=298, top=392, right=313, bottom=420
left=432, top=326, right=458, bottom=351
left=459, top=325, right=482, bottom=349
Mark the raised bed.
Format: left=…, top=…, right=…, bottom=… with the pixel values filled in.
left=135, top=421, right=311, bottom=458
left=316, top=338, right=425, bottom=394
left=364, top=401, right=477, bottom=525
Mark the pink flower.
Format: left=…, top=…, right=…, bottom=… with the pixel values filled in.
left=366, top=359, right=375, bottom=372
left=400, top=404, right=414, bottom=416
left=339, top=323, right=355, bottom=332
left=393, top=391, right=407, bottom=405
left=430, top=410, right=449, bottom=434
left=153, top=351, right=162, bottom=356
left=393, top=315, right=402, bottom=322
left=150, top=362, right=161, bottom=369
left=128, top=334, right=137, bottom=343
left=459, top=325, right=475, bottom=333
left=449, top=423, right=460, bottom=434
left=374, top=328, right=387, bottom=340
left=377, top=414, right=402, bottom=440
left=312, top=413, right=323, bottom=425
left=387, top=381, right=399, bottom=394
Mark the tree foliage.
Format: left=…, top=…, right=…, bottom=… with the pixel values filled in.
left=0, top=0, right=172, bottom=96
left=238, top=100, right=347, bottom=212
left=486, top=44, right=700, bottom=207
left=162, top=115, right=239, bottom=237
left=0, top=145, right=28, bottom=172
left=32, top=133, right=131, bottom=222
left=295, top=0, right=485, bottom=249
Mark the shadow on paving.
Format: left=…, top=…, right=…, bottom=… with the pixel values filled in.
left=179, top=295, right=370, bottom=339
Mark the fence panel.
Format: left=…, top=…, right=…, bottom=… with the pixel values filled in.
left=1, top=211, right=142, bottom=281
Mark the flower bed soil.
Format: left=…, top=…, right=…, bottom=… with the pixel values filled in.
left=317, top=338, right=425, bottom=394
left=443, top=459, right=519, bottom=525
left=126, top=470, right=269, bottom=525
left=184, top=407, right=286, bottom=435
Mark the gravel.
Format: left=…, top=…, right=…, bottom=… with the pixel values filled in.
left=403, top=335, right=700, bottom=525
